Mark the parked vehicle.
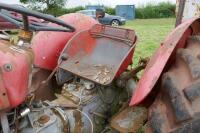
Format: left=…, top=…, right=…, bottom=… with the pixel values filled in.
left=77, top=9, right=126, bottom=26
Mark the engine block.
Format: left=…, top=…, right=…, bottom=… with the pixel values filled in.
left=6, top=78, right=128, bottom=133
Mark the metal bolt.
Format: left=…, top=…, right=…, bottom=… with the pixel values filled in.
left=3, top=64, right=12, bottom=72
left=61, top=54, right=68, bottom=61
left=20, top=108, right=30, bottom=118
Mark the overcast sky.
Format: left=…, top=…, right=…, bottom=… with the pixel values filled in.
left=2, top=0, right=175, bottom=7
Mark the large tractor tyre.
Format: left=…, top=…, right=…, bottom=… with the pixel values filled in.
left=147, top=35, right=200, bottom=133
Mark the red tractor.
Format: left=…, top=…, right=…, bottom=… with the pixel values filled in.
left=0, top=1, right=200, bottom=133
left=0, top=3, right=138, bottom=133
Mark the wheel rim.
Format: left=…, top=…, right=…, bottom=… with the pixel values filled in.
left=111, top=20, right=119, bottom=26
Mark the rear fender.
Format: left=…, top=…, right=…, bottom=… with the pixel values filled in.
left=130, top=17, right=200, bottom=106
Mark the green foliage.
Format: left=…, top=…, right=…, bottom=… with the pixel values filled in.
left=43, top=6, right=84, bottom=16
left=136, top=2, right=175, bottom=19
left=20, top=0, right=28, bottom=3
left=20, top=0, right=66, bottom=8
left=20, top=0, right=85, bottom=16
left=64, top=7, right=85, bottom=14
left=43, top=7, right=66, bottom=16
left=105, top=7, right=115, bottom=15
left=20, top=0, right=67, bottom=16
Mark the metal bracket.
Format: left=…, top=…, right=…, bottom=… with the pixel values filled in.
left=0, top=113, right=10, bottom=133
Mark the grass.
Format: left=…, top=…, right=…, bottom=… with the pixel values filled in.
left=124, top=18, right=175, bottom=66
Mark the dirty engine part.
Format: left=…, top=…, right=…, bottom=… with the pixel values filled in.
left=2, top=77, right=129, bottom=133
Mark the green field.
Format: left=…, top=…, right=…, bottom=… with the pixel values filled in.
left=124, top=18, right=175, bottom=66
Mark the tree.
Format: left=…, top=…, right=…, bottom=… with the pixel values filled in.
left=20, top=0, right=67, bottom=16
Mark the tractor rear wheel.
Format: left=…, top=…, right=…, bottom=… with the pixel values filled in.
left=147, top=35, right=200, bottom=133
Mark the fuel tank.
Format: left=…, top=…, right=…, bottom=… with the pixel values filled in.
left=32, top=13, right=98, bottom=70
left=0, top=40, right=33, bottom=110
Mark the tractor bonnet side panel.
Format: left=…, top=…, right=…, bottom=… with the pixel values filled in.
left=32, top=13, right=98, bottom=70
left=0, top=41, right=33, bottom=109
left=130, top=17, right=200, bottom=106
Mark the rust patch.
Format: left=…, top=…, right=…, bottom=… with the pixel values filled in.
left=73, top=110, right=83, bottom=133
left=38, top=115, right=50, bottom=124
left=31, top=68, right=56, bottom=101
left=110, top=107, right=147, bottom=133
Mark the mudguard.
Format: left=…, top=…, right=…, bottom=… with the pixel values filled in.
left=58, top=24, right=137, bottom=85
left=130, top=17, right=200, bottom=106
left=32, top=13, right=98, bottom=70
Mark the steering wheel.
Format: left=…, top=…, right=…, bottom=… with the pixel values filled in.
left=0, top=3, right=75, bottom=32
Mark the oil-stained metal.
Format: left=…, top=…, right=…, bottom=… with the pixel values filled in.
left=52, top=79, right=129, bottom=133
left=18, top=103, right=69, bottom=133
